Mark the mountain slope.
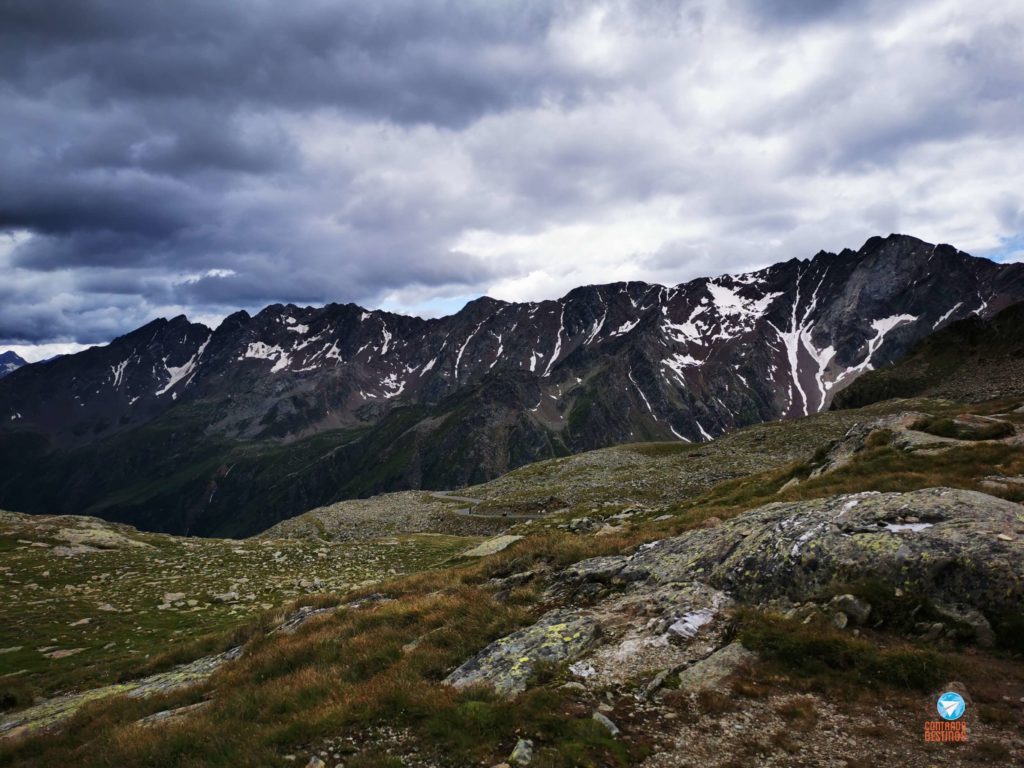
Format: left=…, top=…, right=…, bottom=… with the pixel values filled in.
left=0, top=352, right=26, bottom=379
left=1, top=234, right=1023, bottom=536
left=832, top=300, right=1024, bottom=408
left=3, top=393, right=1023, bottom=766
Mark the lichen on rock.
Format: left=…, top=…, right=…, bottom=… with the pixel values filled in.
left=444, top=609, right=599, bottom=696
left=607, top=488, right=1023, bottom=620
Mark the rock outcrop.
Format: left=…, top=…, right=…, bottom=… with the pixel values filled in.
left=445, top=610, right=599, bottom=696
left=580, top=488, right=1023, bottom=615
left=451, top=487, right=1024, bottom=699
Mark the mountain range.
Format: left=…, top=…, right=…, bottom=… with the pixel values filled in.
left=1, top=233, right=1023, bottom=536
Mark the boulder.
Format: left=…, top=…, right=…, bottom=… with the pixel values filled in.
left=675, top=642, right=755, bottom=691
left=445, top=610, right=599, bottom=696
left=585, top=488, right=1022, bottom=627
left=558, top=555, right=631, bottom=585
left=461, top=535, right=523, bottom=558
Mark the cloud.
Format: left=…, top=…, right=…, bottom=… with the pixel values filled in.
left=1, top=0, right=1023, bottom=348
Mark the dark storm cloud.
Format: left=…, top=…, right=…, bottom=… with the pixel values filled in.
left=0, top=0, right=566, bottom=126
left=0, top=0, right=597, bottom=343
left=1, top=0, right=1022, bottom=347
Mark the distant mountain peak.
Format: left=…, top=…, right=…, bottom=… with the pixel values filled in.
left=0, top=351, right=27, bottom=379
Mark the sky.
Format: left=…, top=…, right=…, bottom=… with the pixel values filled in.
left=2, top=0, right=1024, bottom=361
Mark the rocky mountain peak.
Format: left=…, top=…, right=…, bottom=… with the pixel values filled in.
left=0, top=351, right=27, bottom=379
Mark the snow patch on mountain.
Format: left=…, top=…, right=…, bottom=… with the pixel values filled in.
left=241, top=340, right=291, bottom=374
left=156, top=337, right=210, bottom=395
left=542, top=306, right=565, bottom=377
left=110, top=358, right=130, bottom=389
left=610, top=319, right=639, bottom=337
left=629, top=368, right=657, bottom=420
left=662, top=352, right=702, bottom=385
left=455, top=323, right=484, bottom=380
left=381, top=373, right=406, bottom=399
left=841, top=314, right=917, bottom=382
left=934, top=302, right=962, bottom=329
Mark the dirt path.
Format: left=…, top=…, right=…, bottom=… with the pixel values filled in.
left=427, top=492, right=545, bottom=520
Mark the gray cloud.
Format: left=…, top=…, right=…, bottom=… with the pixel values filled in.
left=1, top=0, right=1023, bottom=346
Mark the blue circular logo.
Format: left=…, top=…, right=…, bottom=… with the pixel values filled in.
left=937, top=692, right=966, bottom=721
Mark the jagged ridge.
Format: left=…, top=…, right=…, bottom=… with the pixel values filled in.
left=1, top=233, right=1022, bottom=535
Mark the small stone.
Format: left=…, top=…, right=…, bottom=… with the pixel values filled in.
left=592, top=711, right=621, bottom=736
left=212, top=591, right=239, bottom=603
left=44, top=647, right=85, bottom=659
left=828, top=594, right=872, bottom=625
left=69, top=618, right=91, bottom=626
left=569, top=660, right=596, bottom=678
left=509, top=738, right=533, bottom=766
left=997, top=533, right=1015, bottom=542
left=641, top=668, right=671, bottom=699
left=163, top=592, right=186, bottom=603
left=306, top=758, right=326, bottom=768
left=832, top=611, right=848, bottom=629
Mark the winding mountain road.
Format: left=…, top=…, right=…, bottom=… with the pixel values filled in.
left=427, top=491, right=545, bottom=520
